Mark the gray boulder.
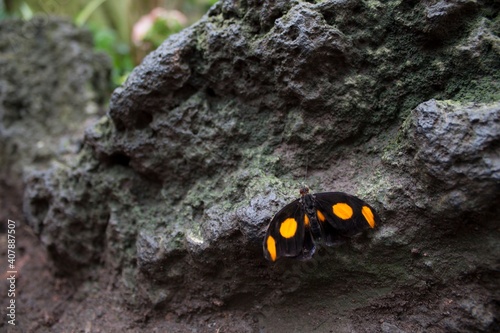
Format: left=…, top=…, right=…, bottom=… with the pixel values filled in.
left=19, top=1, right=500, bottom=332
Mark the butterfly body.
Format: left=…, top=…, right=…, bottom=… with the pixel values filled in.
left=300, top=192, right=322, bottom=239
left=263, top=187, right=380, bottom=262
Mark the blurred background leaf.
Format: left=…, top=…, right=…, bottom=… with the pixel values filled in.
left=2, top=0, right=218, bottom=85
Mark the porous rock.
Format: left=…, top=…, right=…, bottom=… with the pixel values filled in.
left=0, top=17, right=111, bottom=224
left=409, top=99, right=500, bottom=215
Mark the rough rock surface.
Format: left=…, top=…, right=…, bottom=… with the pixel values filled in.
left=0, top=17, right=111, bottom=225
left=9, top=1, right=500, bottom=332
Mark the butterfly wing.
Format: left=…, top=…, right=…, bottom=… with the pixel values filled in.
left=314, top=192, right=380, bottom=241
left=263, top=199, right=315, bottom=262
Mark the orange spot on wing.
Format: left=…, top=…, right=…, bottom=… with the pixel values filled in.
left=304, top=214, right=310, bottom=227
left=332, top=203, right=353, bottom=220
left=362, top=206, right=376, bottom=228
left=279, top=218, right=298, bottom=238
left=266, top=236, right=277, bottom=261
left=317, top=210, right=326, bottom=222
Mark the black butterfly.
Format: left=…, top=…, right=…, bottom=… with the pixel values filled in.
left=263, top=186, right=380, bottom=262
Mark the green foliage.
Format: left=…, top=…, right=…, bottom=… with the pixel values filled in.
left=2, top=0, right=213, bottom=86
left=0, top=2, right=7, bottom=20
left=89, top=23, right=134, bottom=86
left=75, top=0, right=108, bottom=27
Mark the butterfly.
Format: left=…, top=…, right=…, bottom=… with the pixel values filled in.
left=263, top=186, right=380, bottom=262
